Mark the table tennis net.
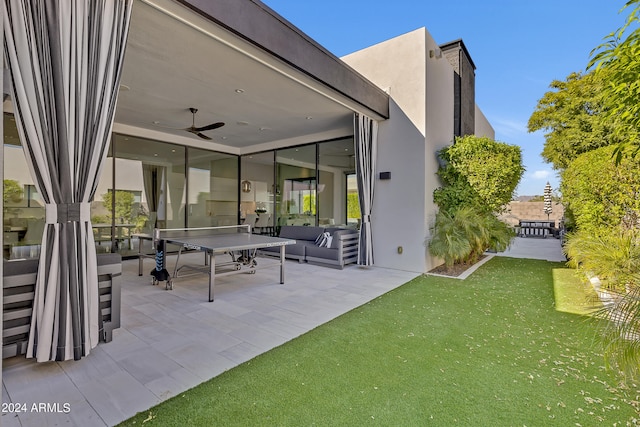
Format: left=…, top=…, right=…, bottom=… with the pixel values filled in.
left=155, top=225, right=251, bottom=240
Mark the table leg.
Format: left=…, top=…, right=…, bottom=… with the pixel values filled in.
left=138, top=237, right=144, bottom=276
left=280, top=245, right=285, bottom=284
left=209, top=251, right=216, bottom=302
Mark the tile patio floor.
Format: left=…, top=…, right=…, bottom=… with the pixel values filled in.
left=1, top=254, right=417, bottom=427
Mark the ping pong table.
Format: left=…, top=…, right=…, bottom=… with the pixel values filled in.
left=147, top=225, right=295, bottom=302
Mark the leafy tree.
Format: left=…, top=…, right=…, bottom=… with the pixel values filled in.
left=434, top=135, right=524, bottom=214
left=302, top=194, right=316, bottom=215
left=347, top=193, right=360, bottom=220
left=561, top=145, right=640, bottom=232
left=589, top=0, right=640, bottom=162
left=3, top=179, right=23, bottom=204
left=102, top=190, right=135, bottom=223
left=528, top=71, right=624, bottom=170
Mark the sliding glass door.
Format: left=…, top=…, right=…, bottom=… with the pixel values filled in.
left=276, top=145, right=317, bottom=228
left=318, top=137, right=355, bottom=227
left=187, top=149, right=239, bottom=228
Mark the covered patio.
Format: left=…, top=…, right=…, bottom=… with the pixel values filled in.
left=1, top=2, right=394, bottom=424
left=2, top=256, right=416, bottom=426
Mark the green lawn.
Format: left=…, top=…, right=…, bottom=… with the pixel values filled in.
left=552, top=267, right=602, bottom=316
left=121, top=257, right=639, bottom=426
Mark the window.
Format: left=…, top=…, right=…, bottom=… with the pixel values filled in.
left=187, top=148, right=238, bottom=228
left=3, top=114, right=45, bottom=259
left=276, top=145, right=317, bottom=227
left=346, top=173, right=360, bottom=227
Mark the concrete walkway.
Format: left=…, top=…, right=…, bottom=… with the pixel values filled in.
left=2, top=255, right=417, bottom=427
left=496, top=236, right=566, bottom=262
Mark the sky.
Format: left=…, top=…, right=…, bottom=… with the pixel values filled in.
left=261, top=0, right=631, bottom=196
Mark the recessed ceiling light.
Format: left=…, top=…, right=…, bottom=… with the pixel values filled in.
left=305, top=116, right=313, bottom=120
left=222, top=136, right=228, bottom=140
left=153, top=120, right=160, bottom=124
left=154, top=153, right=158, bottom=157
left=171, top=149, right=176, bottom=153
left=237, top=121, right=249, bottom=126
left=259, top=127, right=270, bottom=131
left=235, top=89, right=245, bottom=94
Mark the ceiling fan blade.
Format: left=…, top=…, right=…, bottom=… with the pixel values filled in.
left=185, top=127, right=212, bottom=140
left=194, top=122, right=225, bottom=132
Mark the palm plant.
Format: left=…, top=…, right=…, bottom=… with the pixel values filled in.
left=565, top=228, right=640, bottom=379
left=428, top=207, right=515, bottom=267
left=483, top=213, right=516, bottom=253
left=428, top=209, right=473, bottom=267
left=597, top=284, right=640, bottom=380
left=565, top=228, right=640, bottom=292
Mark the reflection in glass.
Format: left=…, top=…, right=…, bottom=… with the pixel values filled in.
left=240, top=151, right=275, bottom=234
left=318, top=137, right=356, bottom=227
left=346, top=173, right=360, bottom=227
left=188, top=148, right=238, bottom=228
left=3, top=113, right=45, bottom=259
left=276, top=145, right=317, bottom=227
left=106, top=134, right=186, bottom=255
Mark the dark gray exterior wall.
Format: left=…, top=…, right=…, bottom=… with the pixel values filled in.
left=177, top=0, right=389, bottom=119
left=441, top=40, right=476, bottom=137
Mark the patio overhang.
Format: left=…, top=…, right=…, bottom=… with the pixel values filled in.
left=113, top=0, right=390, bottom=155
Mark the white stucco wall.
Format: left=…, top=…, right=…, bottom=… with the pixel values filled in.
left=343, top=28, right=455, bottom=272
left=424, top=34, right=455, bottom=271
left=374, top=100, right=428, bottom=272
left=343, top=28, right=428, bottom=136
left=474, top=105, right=495, bottom=139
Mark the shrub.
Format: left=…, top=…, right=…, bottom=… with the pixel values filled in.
left=428, top=207, right=515, bottom=267
left=565, top=228, right=640, bottom=292
left=435, top=136, right=525, bottom=214
left=429, top=136, right=522, bottom=266
left=561, top=145, right=640, bottom=232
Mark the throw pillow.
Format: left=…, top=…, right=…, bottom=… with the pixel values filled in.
left=316, top=231, right=330, bottom=247
left=324, top=234, right=333, bottom=248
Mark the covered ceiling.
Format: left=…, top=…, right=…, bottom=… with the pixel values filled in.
left=114, top=0, right=363, bottom=155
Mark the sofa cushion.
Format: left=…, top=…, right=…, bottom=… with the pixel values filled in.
left=3, top=258, right=39, bottom=276
left=305, top=245, right=341, bottom=261
left=279, top=226, right=325, bottom=241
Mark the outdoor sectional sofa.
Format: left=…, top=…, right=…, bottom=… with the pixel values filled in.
left=2, top=253, right=122, bottom=359
left=260, top=225, right=359, bottom=269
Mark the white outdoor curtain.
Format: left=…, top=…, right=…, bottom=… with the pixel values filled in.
left=142, top=164, right=167, bottom=226
left=354, top=113, right=378, bottom=266
left=3, top=0, right=133, bottom=361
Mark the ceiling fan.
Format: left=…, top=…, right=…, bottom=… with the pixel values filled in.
left=154, top=107, right=225, bottom=140
left=183, top=107, right=224, bottom=140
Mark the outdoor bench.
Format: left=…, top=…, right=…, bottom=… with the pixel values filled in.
left=2, top=253, right=122, bottom=359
